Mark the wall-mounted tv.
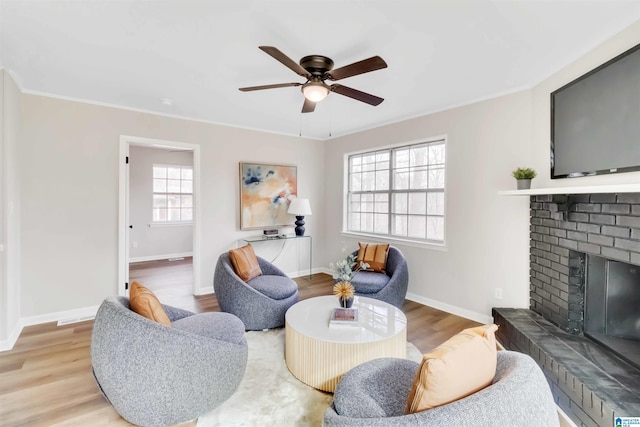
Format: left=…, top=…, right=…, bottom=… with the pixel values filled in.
left=551, top=43, right=640, bottom=179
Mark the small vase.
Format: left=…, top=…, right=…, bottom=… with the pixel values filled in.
left=340, top=297, right=354, bottom=308
left=516, top=179, right=531, bottom=190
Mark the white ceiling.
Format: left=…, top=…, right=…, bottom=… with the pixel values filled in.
left=1, top=1, right=639, bottom=140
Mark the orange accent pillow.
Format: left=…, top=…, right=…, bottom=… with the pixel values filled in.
left=129, top=281, right=171, bottom=327
left=405, top=324, right=499, bottom=414
left=356, top=242, right=390, bottom=273
left=228, top=244, right=263, bottom=282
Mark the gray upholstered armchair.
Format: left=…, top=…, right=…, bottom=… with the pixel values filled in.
left=214, top=253, right=299, bottom=330
left=349, top=246, right=408, bottom=309
left=324, top=350, right=559, bottom=426
left=91, top=296, right=248, bottom=427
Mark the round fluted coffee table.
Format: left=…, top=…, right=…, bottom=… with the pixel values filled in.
left=284, top=295, right=407, bottom=392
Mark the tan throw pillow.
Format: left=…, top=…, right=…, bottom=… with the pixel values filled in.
left=228, top=244, right=263, bottom=282
left=405, top=324, right=499, bottom=414
left=356, top=242, right=390, bottom=273
left=129, top=281, right=171, bottom=327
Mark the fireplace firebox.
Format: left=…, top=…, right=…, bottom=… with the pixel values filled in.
left=585, top=255, right=640, bottom=369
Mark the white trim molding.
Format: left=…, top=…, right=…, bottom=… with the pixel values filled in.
left=22, top=305, right=100, bottom=328
left=0, top=305, right=100, bottom=352
left=406, top=292, right=494, bottom=324
left=285, top=267, right=327, bottom=280
left=0, top=321, right=24, bottom=352
left=340, top=232, right=448, bottom=252
left=129, top=252, right=193, bottom=264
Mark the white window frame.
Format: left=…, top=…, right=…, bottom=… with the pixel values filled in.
left=152, top=164, right=193, bottom=225
left=343, top=136, right=447, bottom=248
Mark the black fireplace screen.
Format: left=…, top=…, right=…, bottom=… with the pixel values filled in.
left=585, top=255, right=640, bottom=368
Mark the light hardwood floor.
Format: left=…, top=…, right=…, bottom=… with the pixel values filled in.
left=0, top=259, right=480, bottom=426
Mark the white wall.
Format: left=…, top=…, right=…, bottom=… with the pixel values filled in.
left=128, top=145, right=193, bottom=261
left=324, top=91, right=533, bottom=323
left=19, top=95, right=325, bottom=318
left=0, top=70, right=22, bottom=349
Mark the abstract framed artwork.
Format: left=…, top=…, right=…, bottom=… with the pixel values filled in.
left=239, top=162, right=297, bottom=230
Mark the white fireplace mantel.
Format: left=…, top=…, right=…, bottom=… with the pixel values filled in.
left=499, top=183, right=640, bottom=196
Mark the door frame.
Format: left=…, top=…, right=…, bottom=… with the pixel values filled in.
left=118, top=135, right=201, bottom=296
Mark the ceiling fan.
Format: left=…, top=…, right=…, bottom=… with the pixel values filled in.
left=239, top=46, right=388, bottom=113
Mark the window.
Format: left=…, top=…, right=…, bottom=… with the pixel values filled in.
left=346, top=138, right=445, bottom=244
left=152, top=165, right=193, bottom=223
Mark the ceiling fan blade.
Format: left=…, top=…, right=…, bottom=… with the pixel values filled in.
left=331, top=84, right=384, bottom=106
left=239, top=82, right=302, bottom=92
left=326, top=56, right=387, bottom=81
left=301, top=98, right=316, bottom=113
left=259, top=46, right=311, bottom=78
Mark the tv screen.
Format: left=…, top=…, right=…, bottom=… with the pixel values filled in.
left=551, top=43, right=640, bottom=179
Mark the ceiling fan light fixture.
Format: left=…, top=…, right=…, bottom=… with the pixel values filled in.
left=302, top=82, right=329, bottom=102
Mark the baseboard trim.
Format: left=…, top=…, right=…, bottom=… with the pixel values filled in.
left=129, top=252, right=193, bottom=263
left=1, top=305, right=101, bottom=352
left=406, top=292, right=494, bottom=324
left=314, top=267, right=332, bottom=276
left=22, top=305, right=100, bottom=328
left=194, top=285, right=213, bottom=296
left=285, top=267, right=327, bottom=279
left=0, top=320, right=24, bottom=352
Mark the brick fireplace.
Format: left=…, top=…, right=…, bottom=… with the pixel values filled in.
left=493, top=192, right=640, bottom=427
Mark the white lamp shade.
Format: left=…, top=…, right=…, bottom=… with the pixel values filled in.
left=288, top=198, right=312, bottom=216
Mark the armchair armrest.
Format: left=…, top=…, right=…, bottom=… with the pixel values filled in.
left=162, top=304, right=194, bottom=322
left=257, top=256, right=288, bottom=277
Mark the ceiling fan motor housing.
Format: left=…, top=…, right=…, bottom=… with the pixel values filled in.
left=299, top=55, right=334, bottom=75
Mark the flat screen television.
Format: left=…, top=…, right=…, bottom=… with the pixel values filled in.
left=551, top=43, right=640, bottom=179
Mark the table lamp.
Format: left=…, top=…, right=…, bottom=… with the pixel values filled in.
left=287, top=198, right=312, bottom=236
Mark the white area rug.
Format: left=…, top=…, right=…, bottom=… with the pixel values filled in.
left=196, top=328, right=423, bottom=427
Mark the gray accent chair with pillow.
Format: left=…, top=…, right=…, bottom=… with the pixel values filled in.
left=349, top=246, right=408, bottom=309
left=323, top=351, right=560, bottom=427
left=214, top=253, right=299, bottom=330
left=91, top=296, right=248, bottom=427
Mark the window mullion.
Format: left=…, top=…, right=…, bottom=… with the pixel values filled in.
left=387, top=148, right=394, bottom=237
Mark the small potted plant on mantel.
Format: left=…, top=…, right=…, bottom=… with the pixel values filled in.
left=512, top=167, right=537, bottom=190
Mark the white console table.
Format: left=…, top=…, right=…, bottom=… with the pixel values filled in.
left=240, top=235, right=312, bottom=280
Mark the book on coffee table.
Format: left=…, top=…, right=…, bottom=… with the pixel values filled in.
left=329, top=308, right=359, bottom=328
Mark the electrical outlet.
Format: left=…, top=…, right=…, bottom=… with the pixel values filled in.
left=494, top=288, right=503, bottom=300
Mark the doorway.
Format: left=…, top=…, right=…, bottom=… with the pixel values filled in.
left=118, top=135, right=201, bottom=297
